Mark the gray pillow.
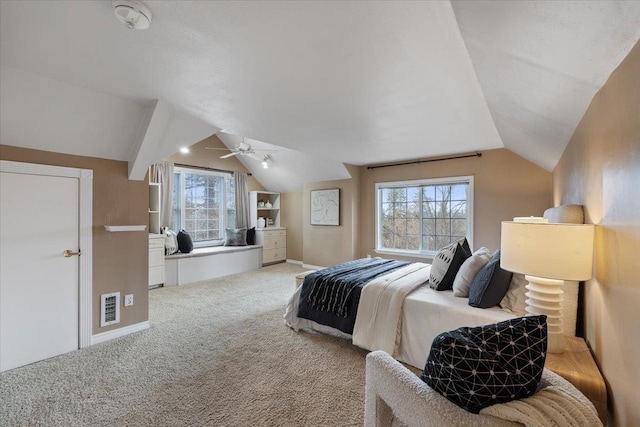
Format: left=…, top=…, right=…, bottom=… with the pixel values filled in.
left=468, top=249, right=513, bottom=308
left=452, top=247, right=492, bottom=297
left=224, top=228, right=247, bottom=246
left=500, top=273, right=528, bottom=315
left=429, top=238, right=472, bottom=291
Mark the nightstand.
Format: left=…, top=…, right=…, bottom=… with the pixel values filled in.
left=544, top=335, right=607, bottom=424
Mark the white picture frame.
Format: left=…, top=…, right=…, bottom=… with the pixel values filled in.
left=310, top=188, right=340, bottom=226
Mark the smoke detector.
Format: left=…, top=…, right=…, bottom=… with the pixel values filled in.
left=113, top=0, right=152, bottom=30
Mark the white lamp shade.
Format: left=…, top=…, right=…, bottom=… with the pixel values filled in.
left=500, top=222, right=594, bottom=281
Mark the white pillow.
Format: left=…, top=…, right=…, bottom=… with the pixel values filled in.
left=452, top=247, right=492, bottom=297
left=500, top=273, right=528, bottom=315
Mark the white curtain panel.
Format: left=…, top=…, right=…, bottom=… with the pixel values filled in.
left=150, top=162, right=174, bottom=229
left=234, top=172, right=250, bottom=229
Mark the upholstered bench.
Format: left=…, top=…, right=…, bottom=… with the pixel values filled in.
left=365, top=351, right=602, bottom=427
left=295, top=270, right=316, bottom=288
left=164, top=245, right=263, bottom=286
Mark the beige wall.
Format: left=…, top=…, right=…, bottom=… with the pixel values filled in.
left=0, top=145, right=149, bottom=334
left=164, top=135, right=265, bottom=191
left=359, top=148, right=552, bottom=261
left=280, top=191, right=303, bottom=261
left=302, top=164, right=361, bottom=267
left=553, top=41, right=639, bottom=427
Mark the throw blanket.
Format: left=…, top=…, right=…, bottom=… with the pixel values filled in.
left=481, top=383, right=602, bottom=427
left=297, top=258, right=409, bottom=334
left=352, top=263, right=431, bottom=356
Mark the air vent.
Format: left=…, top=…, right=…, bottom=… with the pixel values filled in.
left=101, top=292, right=121, bottom=327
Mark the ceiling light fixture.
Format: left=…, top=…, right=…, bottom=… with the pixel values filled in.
left=262, top=155, right=271, bottom=169
left=113, top=0, right=152, bottom=30
left=179, top=147, right=190, bottom=154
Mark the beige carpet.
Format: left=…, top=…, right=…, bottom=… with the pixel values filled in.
left=0, top=263, right=369, bottom=426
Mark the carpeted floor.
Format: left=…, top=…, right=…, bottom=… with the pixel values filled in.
left=0, top=263, right=370, bottom=426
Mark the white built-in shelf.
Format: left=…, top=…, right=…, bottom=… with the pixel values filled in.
left=104, top=225, right=147, bottom=232
left=149, top=183, right=161, bottom=235
left=250, top=191, right=282, bottom=228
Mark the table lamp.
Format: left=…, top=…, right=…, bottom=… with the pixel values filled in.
left=500, top=221, right=594, bottom=353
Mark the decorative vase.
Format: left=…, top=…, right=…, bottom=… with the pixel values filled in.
left=257, top=217, right=266, bottom=228
left=265, top=201, right=272, bottom=208
left=258, top=201, right=265, bottom=207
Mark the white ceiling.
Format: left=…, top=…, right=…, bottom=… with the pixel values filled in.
left=1, top=1, right=639, bottom=189
left=452, top=0, right=640, bottom=170
left=216, top=134, right=351, bottom=193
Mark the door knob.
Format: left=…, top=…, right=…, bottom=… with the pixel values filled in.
left=63, top=249, right=81, bottom=257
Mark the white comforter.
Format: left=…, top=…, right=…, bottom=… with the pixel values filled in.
left=285, top=263, right=515, bottom=369
left=352, top=263, right=431, bottom=356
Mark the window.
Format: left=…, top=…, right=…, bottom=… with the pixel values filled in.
left=375, top=176, right=473, bottom=257
left=172, top=167, right=235, bottom=246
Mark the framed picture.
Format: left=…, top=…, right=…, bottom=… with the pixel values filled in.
left=310, top=188, right=340, bottom=226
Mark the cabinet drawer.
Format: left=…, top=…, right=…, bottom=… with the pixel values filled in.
left=149, top=246, right=165, bottom=267
left=149, top=265, right=164, bottom=286
left=263, top=235, right=286, bottom=249
left=260, top=229, right=286, bottom=237
left=272, top=229, right=286, bottom=238
left=263, top=247, right=286, bottom=264
left=149, top=237, right=164, bottom=249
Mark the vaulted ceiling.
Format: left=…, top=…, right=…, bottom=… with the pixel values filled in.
left=1, top=1, right=639, bottom=191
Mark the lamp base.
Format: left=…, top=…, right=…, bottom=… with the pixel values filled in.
left=524, top=275, right=565, bottom=354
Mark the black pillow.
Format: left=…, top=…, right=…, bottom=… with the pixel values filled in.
left=246, top=227, right=256, bottom=245
left=421, top=315, right=548, bottom=413
left=468, top=250, right=513, bottom=308
left=176, top=229, right=193, bottom=253
left=429, top=238, right=472, bottom=291
left=224, top=228, right=248, bottom=246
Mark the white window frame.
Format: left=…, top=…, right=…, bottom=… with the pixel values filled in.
left=374, top=175, right=474, bottom=259
left=173, top=167, right=235, bottom=248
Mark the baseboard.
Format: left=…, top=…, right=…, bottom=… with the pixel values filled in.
left=91, top=321, right=150, bottom=345
left=302, top=263, right=325, bottom=270
left=286, top=259, right=302, bottom=265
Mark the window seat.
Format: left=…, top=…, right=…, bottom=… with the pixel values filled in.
left=164, top=245, right=263, bottom=286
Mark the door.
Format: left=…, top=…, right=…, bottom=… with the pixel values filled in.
left=0, top=171, right=79, bottom=372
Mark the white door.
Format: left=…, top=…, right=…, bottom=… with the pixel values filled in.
left=0, top=171, right=79, bottom=372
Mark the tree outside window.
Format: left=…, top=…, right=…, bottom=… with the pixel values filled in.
left=172, top=168, right=235, bottom=245
left=377, top=177, right=472, bottom=257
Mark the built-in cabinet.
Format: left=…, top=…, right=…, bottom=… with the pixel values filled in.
left=250, top=191, right=286, bottom=265
left=149, top=182, right=164, bottom=288
left=148, top=235, right=165, bottom=288
left=256, top=228, right=286, bottom=265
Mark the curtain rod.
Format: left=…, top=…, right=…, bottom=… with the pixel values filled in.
left=173, top=163, right=252, bottom=176
left=366, top=152, right=482, bottom=170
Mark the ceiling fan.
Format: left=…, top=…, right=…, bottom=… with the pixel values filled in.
left=206, top=138, right=276, bottom=160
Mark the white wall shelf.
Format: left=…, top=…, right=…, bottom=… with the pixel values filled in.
left=104, top=225, right=147, bottom=232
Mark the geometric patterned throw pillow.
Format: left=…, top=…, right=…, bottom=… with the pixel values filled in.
left=420, top=315, right=547, bottom=413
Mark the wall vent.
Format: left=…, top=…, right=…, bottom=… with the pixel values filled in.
left=100, top=292, right=121, bottom=327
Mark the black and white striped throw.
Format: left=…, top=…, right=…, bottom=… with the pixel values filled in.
left=305, top=258, right=409, bottom=317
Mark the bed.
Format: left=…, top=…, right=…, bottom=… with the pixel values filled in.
left=285, top=205, right=585, bottom=370
left=284, top=258, right=515, bottom=369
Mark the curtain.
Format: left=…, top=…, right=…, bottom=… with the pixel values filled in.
left=234, top=172, right=251, bottom=229
left=149, top=162, right=174, bottom=230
